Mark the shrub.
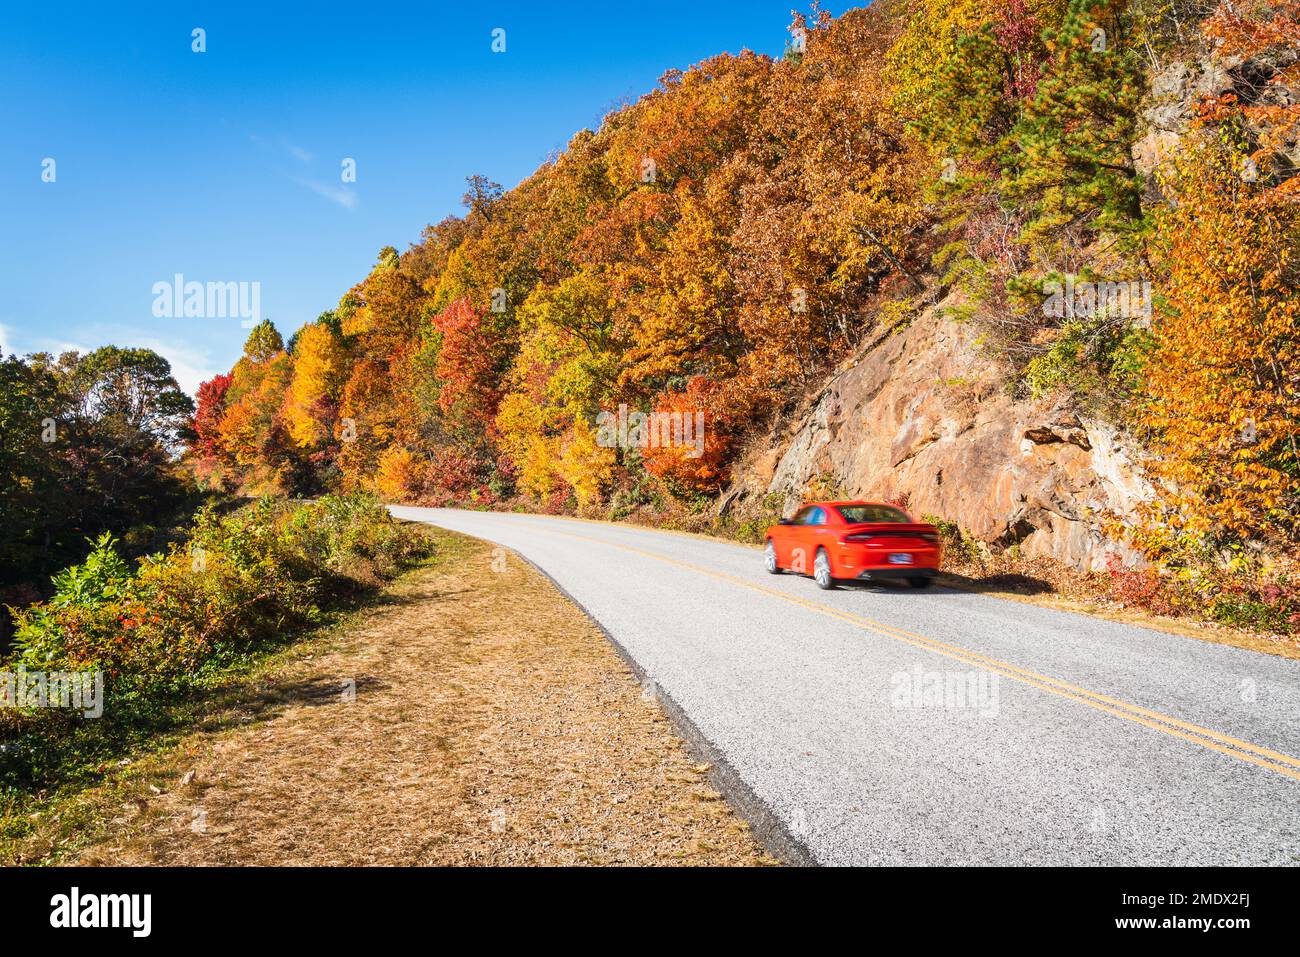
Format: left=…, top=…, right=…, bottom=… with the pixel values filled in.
left=1, top=493, right=432, bottom=791
left=724, top=493, right=788, bottom=545
left=1104, top=548, right=1300, bottom=635
left=1104, top=552, right=1178, bottom=616
left=925, top=515, right=986, bottom=569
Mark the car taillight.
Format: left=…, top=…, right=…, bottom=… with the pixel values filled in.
left=842, top=533, right=875, bottom=543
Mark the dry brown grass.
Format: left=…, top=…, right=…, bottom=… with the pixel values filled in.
left=25, top=530, right=772, bottom=866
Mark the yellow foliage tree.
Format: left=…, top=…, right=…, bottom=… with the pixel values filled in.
left=519, top=434, right=562, bottom=501
left=283, top=321, right=349, bottom=449
left=1140, top=133, right=1300, bottom=544
left=373, top=446, right=422, bottom=502
left=557, top=418, right=615, bottom=512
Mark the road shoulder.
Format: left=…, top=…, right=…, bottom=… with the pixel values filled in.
left=6, top=528, right=774, bottom=866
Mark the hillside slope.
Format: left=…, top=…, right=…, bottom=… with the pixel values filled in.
left=187, top=0, right=1299, bottom=633
left=722, top=294, right=1151, bottom=570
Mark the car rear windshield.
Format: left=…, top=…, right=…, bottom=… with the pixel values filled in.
left=836, top=505, right=911, bottom=524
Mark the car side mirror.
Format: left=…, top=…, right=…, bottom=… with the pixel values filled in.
left=778, top=518, right=794, bottom=526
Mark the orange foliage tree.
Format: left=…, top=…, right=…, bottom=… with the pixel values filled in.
left=1140, top=132, right=1299, bottom=545
left=640, top=377, right=735, bottom=494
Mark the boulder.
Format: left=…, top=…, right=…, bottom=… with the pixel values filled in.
left=723, top=297, right=1153, bottom=571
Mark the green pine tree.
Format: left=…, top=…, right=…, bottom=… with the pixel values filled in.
left=1006, top=0, right=1146, bottom=254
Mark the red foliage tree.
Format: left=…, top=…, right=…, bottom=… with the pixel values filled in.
left=192, top=372, right=233, bottom=458
left=433, top=298, right=509, bottom=441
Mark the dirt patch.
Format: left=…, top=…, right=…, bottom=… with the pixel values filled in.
left=22, top=530, right=773, bottom=866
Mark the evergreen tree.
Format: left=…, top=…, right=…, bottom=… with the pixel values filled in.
left=1006, top=0, right=1146, bottom=252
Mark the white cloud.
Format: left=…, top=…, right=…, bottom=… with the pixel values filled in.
left=283, top=139, right=314, bottom=164
left=247, top=129, right=352, bottom=208
left=294, top=177, right=358, bottom=210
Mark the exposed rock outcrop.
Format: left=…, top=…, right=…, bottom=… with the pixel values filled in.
left=1133, top=47, right=1300, bottom=181
left=722, top=299, right=1153, bottom=571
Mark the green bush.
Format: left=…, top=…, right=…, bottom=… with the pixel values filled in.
left=924, top=515, right=985, bottom=569
left=1, top=493, right=432, bottom=791
left=722, top=493, right=787, bottom=545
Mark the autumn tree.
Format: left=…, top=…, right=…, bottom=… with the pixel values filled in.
left=282, top=314, right=350, bottom=451
left=1006, top=0, right=1146, bottom=256
left=462, top=174, right=504, bottom=219
left=887, top=0, right=1017, bottom=161
left=495, top=273, right=621, bottom=504
left=373, top=445, right=422, bottom=502
left=192, top=372, right=232, bottom=458
left=640, top=377, right=735, bottom=493
left=219, top=320, right=298, bottom=492
left=432, top=298, right=510, bottom=444
left=1140, top=132, right=1300, bottom=544
left=887, top=0, right=1065, bottom=165
left=557, top=418, right=615, bottom=512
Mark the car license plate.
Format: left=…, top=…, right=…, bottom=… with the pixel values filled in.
left=888, top=553, right=914, bottom=565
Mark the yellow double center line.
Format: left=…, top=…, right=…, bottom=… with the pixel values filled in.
left=523, top=519, right=1300, bottom=783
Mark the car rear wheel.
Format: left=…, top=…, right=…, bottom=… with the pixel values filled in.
left=907, top=576, right=932, bottom=589
left=814, top=548, right=836, bottom=590
left=764, top=540, right=782, bottom=574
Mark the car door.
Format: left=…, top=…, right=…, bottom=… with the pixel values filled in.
left=788, top=506, right=824, bottom=575
left=799, top=506, right=832, bottom=575
left=776, top=506, right=812, bottom=569
left=800, top=509, right=832, bottom=574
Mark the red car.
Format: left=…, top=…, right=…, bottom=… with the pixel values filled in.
left=764, top=501, right=942, bottom=590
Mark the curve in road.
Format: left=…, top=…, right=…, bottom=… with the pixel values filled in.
left=392, top=506, right=1300, bottom=866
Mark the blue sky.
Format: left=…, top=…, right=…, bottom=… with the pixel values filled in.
left=0, top=0, right=852, bottom=393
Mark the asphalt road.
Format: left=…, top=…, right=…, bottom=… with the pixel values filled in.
left=391, top=506, right=1300, bottom=866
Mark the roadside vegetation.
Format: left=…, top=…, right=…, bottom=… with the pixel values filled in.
left=3, top=530, right=772, bottom=867
left=0, top=493, right=432, bottom=839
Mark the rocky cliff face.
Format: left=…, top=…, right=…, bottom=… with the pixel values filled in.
left=1134, top=45, right=1299, bottom=180
left=720, top=299, right=1153, bottom=571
